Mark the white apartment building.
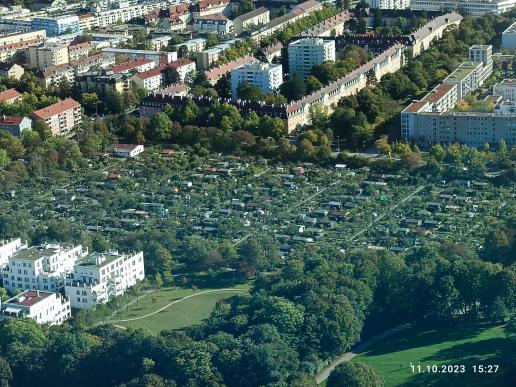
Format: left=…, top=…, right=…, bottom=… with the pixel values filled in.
left=0, top=238, right=26, bottom=268
left=111, top=57, right=156, bottom=74
left=410, top=0, right=516, bottom=17
left=65, top=250, right=145, bottom=309
left=193, top=18, right=234, bottom=36
left=173, top=38, right=207, bottom=54
left=370, top=0, right=410, bottom=9
left=169, top=58, right=196, bottom=82
left=102, top=48, right=177, bottom=66
left=233, top=7, right=270, bottom=35
left=231, top=62, right=283, bottom=100
left=469, top=45, right=493, bottom=82
left=502, top=21, right=516, bottom=49
left=95, top=3, right=155, bottom=28
left=0, top=243, right=86, bottom=293
left=493, top=79, right=516, bottom=101
left=443, top=61, right=485, bottom=100
left=0, top=290, right=71, bottom=325
left=28, top=43, right=69, bottom=70
left=288, top=38, right=335, bottom=78
left=133, top=66, right=164, bottom=90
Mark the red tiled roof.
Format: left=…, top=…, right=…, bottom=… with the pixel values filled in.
left=169, top=58, right=195, bottom=68
left=0, top=88, right=21, bottom=102
left=0, top=38, right=42, bottom=52
left=0, top=115, right=24, bottom=125
left=70, top=53, right=106, bottom=68
left=403, top=101, right=428, bottom=113
left=32, top=98, right=81, bottom=120
left=68, top=42, right=91, bottom=51
left=205, top=55, right=257, bottom=80
left=8, top=290, right=52, bottom=307
left=112, top=57, right=152, bottom=73
left=196, top=0, right=229, bottom=12
left=422, top=83, right=455, bottom=104
left=135, top=65, right=165, bottom=80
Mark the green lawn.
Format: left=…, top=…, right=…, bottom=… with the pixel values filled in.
left=111, top=285, right=248, bottom=333
left=354, top=323, right=515, bottom=387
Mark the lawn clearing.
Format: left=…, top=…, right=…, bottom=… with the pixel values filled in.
left=111, top=285, right=248, bottom=332
left=354, top=323, right=515, bottom=387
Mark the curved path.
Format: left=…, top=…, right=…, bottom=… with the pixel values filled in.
left=315, top=324, right=412, bottom=384
left=109, top=288, right=246, bottom=323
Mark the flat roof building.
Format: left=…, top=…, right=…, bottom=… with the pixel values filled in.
left=1, top=290, right=71, bottom=325
left=231, top=62, right=283, bottom=100
left=288, top=38, right=335, bottom=78
left=502, top=21, right=516, bottom=49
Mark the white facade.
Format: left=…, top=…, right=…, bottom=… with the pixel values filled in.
left=65, top=251, right=145, bottom=309
left=0, top=243, right=86, bottom=293
left=109, top=144, right=145, bottom=158
left=370, top=0, right=410, bottom=9
left=173, top=38, right=207, bottom=53
left=410, top=0, right=516, bottom=17
left=288, top=38, right=335, bottom=78
left=193, top=19, right=233, bottom=36
left=493, top=79, right=516, bottom=101
left=1, top=290, right=71, bottom=325
left=28, top=43, right=69, bottom=69
left=502, top=22, right=516, bottom=49
left=231, top=62, right=283, bottom=100
left=0, top=238, right=26, bottom=269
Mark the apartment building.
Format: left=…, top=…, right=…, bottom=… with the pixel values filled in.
left=231, top=62, right=283, bottom=100
left=400, top=45, right=514, bottom=147
left=102, top=48, right=177, bottom=65
left=150, top=35, right=172, bottom=51
left=173, top=38, right=207, bottom=54
left=288, top=38, right=335, bottom=78
left=95, top=3, right=155, bottom=28
left=31, top=15, right=80, bottom=37
left=299, top=10, right=351, bottom=38
left=111, top=57, right=155, bottom=74
left=409, top=13, right=463, bottom=57
left=410, top=0, right=516, bottom=17
left=370, top=0, right=410, bottom=8
left=39, top=63, right=75, bottom=87
left=502, top=21, right=516, bottom=49
left=0, top=242, right=86, bottom=293
left=469, top=45, right=493, bottom=82
left=193, top=16, right=234, bottom=37
left=191, top=0, right=230, bottom=18
left=233, top=7, right=270, bottom=35
left=0, top=63, right=24, bottom=80
left=0, top=290, right=71, bottom=325
left=0, top=30, right=46, bottom=47
left=75, top=72, right=132, bottom=94
left=443, top=62, right=485, bottom=100
left=0, top=88, right=22, bottom=104
left=29, top=43, right=69, bottom=69
left=65, top=250, right=145, bottom=309
left=31, top=98, right=82, bottom=136
left=0, top=238, right=26, bottom=268
left=68, top=42, right=91, bottom=61
left=205, top=55, right=258, bottom=85
left=133, top=66, right=164, bottom=91
left=0, top=116, right=32, bottom=137
left=493, top=79, right=516, bottom=101
left=169, top=58, right=196, bottom=82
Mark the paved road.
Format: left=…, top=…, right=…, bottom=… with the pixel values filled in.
left=349, top=185, right=426, bottom=241
left=315, top=324, right=412, bottom=384
left=108, top=288, right=247, bottom=323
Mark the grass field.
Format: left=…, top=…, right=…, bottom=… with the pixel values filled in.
left=111, top=285, right=249, bottom=332
left=354, top=323, right=515, bottom=387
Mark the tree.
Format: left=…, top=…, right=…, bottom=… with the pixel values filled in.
left=162, top=67, right=180, bottom=86
left=0, top=131, right=25, bottom=160
left=237, top=81, right=265, bottom=102
left=306, top=75, right=323, bottom=93
left=308, top=102, right=329, bottom=130
left=148, top=112, right=173, bottom=140
left=374, top=135, right=391, bottom=155
left=257, top=116, right=286, bottom=139
left=205, top=33, right=220, bottom=48
left=0, top=357, right=11, bottom=387
left=81, top=92, right=99, bottom=114
left=0, top=149, right=9, bottom=169
left=327, top=362, right=384, bottom=387
left=400, top=151, right=423, bottom=170
left=279, top=74, right=306, bottom=101
left=177, top=45, right=189, bottom=58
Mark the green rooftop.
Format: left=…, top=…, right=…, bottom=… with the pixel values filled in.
left=77, top=253, right=121, bottom=269
left=444, top=61, right=480, bottom=82
left=14, top=245, right=62, bottom=261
